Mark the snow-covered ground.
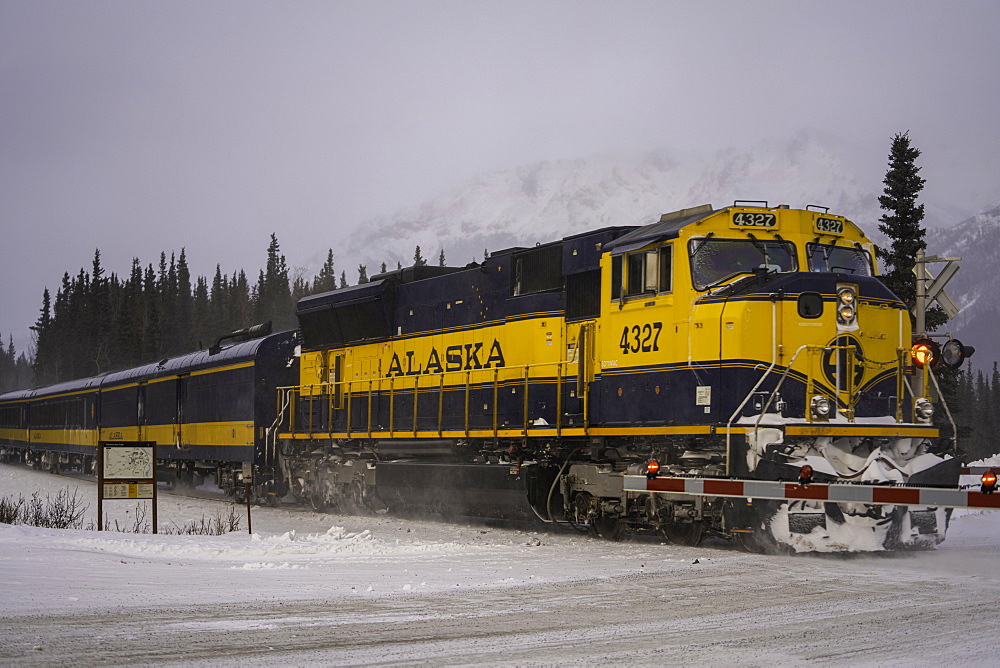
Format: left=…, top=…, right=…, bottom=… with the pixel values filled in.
left=3, top=463, right=1000, bottom=666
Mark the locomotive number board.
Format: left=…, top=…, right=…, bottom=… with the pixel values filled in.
left=730, top=212, right=777, bottom=229
left=813, top=217, right=845, bottom=235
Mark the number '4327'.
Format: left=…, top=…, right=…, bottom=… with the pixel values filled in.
left=619, top=322, right=662, bottom=354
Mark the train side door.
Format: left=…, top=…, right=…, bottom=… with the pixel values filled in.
left=565, top=321, right=594, bottom=427
left=175, top=374, right=188, bottom=448
left=137, top=382, right=147, bottom=441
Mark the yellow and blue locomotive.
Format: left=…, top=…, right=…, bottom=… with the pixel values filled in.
left=277, top=202, right=957, bottom=551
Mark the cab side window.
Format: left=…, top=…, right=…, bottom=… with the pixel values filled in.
left=613, top=244, right=672, bottom=300
left=658, top=245, right=672, bottom=293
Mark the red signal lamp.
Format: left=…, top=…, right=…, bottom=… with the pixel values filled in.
left=910, top=339, right=940, bottom=368
left=982, top=471, right=998, bottom=494
left=799, top=464, right=814, bottom=486
left=646, top=460, right=661, bottom=479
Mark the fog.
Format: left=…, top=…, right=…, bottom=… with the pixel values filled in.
left=2, top=0, right=998, bottom=355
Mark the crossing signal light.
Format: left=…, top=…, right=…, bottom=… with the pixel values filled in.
left=982, top=471, right=997, bottom=494
left=799, top=464, right=814, bottom=486
left=910, top=338, right=940, bottom=368
left=940, top=338, right=975, bottom=369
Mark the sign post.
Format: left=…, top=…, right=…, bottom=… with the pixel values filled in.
left=242, top=461, right=253, bottom=534
left=912, top=251, right=962, bottom=399
left=97, top=441, right=157, bottom=533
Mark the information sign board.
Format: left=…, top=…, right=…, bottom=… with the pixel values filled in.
left=97, top=441, right=158, bottom=533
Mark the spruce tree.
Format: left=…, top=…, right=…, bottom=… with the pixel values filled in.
left=358, top=265, right=368, bottom=284
left=313, top=249, right=337, bottom=293
left=413, top=245, right=426, bottom=267
left=142, top=264, right=161, bottom=361
left=192, top=276, right=210, bottom=350
left=31, top=288, right=54, bottom=384
left=176, top=249, right=194, bottom=352
left=875, top=132, right=945, bottom=329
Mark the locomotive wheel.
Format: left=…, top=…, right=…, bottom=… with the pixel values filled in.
left=733, top=531, right=766, bottom=553
left=661, top=522, right=704, bottom=547
left=309, top=489, right=329, bottom=512
left=589, top=517, right=626, bottom=541
left=346, top=480, right=366, bottom=514
left=734, top=504, right=791, bottom=554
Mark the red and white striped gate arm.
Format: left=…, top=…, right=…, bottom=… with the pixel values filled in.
left=622, top=474, right=1000, bottom=510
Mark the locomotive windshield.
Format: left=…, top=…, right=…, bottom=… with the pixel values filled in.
left=807, top=243, right=873, bottom=276
left=688, top=238, right=797, bottom=290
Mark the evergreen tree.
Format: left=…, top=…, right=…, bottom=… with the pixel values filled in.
left=255, top=234, right=293, bottom=330
left=192, top=276, right=210, bottom=350
left=88, top=249, right=113, bottom=374
left=339, top=271, right=348, bottom=289
left=358, top=265, right=368, bottom=284
left=112, top=259, right=143, bottom=369
left=142, top=264, right=161, bottom=361
left=380, top=262, right=387, bottom=274
left=290, top=274, right=309, bottom=304
left=313, top=249, right=337, bottom=293
left=157, top=252, right=179, bottom=356
left=875, top=132, right=945, bottom=330
left=413, top=245, right=427, bottom=267
left=31, top=288, right=55, bottom=384
left=176, top=249, right=194, bottom=352
left=231, top=270, right=252, bottom=329
left=209, top=265, right=227, bottom=337
left=438, top=248, right=446, bottom=267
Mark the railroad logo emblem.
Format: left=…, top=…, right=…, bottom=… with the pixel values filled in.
left=386, top=340, right=506, bottom=377
left=821, top=334, right=865, bottom=389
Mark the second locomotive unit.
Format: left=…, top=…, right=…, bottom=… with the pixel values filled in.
left=276, top=202, right=958, bottom=552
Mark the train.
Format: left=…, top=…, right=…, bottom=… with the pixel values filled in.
left=0, top=202, right=962, bottom=552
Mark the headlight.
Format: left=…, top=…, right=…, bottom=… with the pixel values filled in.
left=914, top=397, right=934, bottom=422
left=811, top=395, right=831, bottom=419
left=836, top=286, right=857, bottom=325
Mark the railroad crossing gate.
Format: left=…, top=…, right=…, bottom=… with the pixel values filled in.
left=624, top=467, right=1000, bottom=512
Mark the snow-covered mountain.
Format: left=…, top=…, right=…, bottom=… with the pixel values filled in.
left=928, top=206, right=1000, bottom=369
left=341, top=132, right=888, bottom=270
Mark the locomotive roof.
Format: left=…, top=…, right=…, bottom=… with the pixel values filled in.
left=604, top=204, right=715, bottom=255
left=296, top=278, right=391, bottom=313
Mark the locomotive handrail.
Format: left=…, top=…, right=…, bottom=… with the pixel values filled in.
left=927, top=364, right=959, bottom=453
left=278, top=357, right=578, bottom=441
left=728, top=341, right=910, bottom=475
left=725, top=300, right=781, bottom=474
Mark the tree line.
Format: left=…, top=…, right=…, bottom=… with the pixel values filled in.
left=953, top=363, right=1000, bottom=462
left=0, top=335, right=32, bottom=393
left=23, top=236, right=448, bottom=388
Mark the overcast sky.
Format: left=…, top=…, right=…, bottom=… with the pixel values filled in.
left=2, top=0, right=999, bottom=357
